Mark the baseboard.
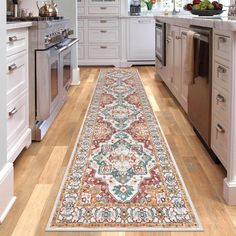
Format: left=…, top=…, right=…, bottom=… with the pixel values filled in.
left=71, top=68, right=80, bottom=86
left=223, top=178, right=236, bottom=205
left=0, top=163, right=16, bottom=223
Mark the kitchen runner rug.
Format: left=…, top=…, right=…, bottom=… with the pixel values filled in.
left=47, top=68, right=202, bottom=232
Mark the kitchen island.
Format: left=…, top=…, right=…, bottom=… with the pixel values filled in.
left=155, top=14, right=236, bottom=205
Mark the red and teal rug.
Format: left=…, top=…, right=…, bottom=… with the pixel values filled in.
left=47, top=68, right=202, bottom=231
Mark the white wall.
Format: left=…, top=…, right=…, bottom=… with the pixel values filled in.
left=20, top=0, right=43, bottom=16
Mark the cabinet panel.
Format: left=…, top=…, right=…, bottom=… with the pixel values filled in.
left=215, top=34, right=230, bottom=61
left=212, top=85, right=230, bottom=124
left=88, top=6, right=119, bottom=15
left=211, top=115, right=228, bottom=169
left=6, top=29, right=28, bottom=56
left=6, top=51, right=28, bottom=104
left=88, top=45, right=119, bottom=59
left=7, top=93, right=28, bottom=156
left=88, top=29, right=119, bottom=43
left=88, top=0, right=119, bottom=4
left=88, top=19, right=119, bottom=28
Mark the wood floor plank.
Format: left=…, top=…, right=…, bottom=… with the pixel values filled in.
left=39, top=146, right=68, bottom=184
left=11, top=184, right=52, bottom=236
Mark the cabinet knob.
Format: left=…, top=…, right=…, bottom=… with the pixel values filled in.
left=9, top=36, right=18, bottom=42
left=218, top=37, right=227, bottom=43
left=8, top=107, right=18, bottom=117
left=216, top=94, right=225, bottom=104
left=216, top=124, right=225, bottom=134
left=217, top=65, right=226, bottom=74
left=8, top=63, right=17, bottom=72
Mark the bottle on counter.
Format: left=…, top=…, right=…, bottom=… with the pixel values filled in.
left=13, top=0, right=18, bottom=17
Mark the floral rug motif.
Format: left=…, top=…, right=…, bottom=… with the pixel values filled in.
left=47, top=68, right=202, bottom=231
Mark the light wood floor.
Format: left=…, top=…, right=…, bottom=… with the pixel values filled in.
left=0, top=66, right=236, bottom=236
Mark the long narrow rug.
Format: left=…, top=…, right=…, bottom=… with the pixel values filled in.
left=47, top=68, right=203, bottom=232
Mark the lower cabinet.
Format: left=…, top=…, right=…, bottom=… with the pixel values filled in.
left=157, top=25, right=188, bottom=113
left=6, top=27, right=31, bottom=162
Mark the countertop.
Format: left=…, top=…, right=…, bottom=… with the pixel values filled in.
left=154, top=15, right=236, bottom=31
left=6, top=21, right=32, bottom=30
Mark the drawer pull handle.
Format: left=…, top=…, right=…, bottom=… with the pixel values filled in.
left=8, top=63, right=17, bottom=72
left=100, top=30, right=107, bottom=33
left=9, top=108, right=18, bottom=117
left=9, top=36, right=18, bottom=42
left=100, top=46, right=107, bottom=49
left=218, top=37, right=227, bottom=43
left=216, top=94, right=225, bottom=104
left=100, top=20, right=107, bottom=23
left=100, top=7, right=107, bottom=10
left=216, top=124, right=225, bottom=134
left=166, top=39, right=171, bottom=43
left=217, top=66, right=226, bottom=74
left=175, top=36, right=182, bottom=40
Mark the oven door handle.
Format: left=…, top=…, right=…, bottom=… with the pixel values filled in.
left=58, top=38, right=79, bottom=53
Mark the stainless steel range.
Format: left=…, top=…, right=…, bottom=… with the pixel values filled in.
left=28, top=17, right=78, bottom=141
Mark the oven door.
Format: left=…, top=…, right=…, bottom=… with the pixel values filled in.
left=58, top=38, right=79, bottom=99
left=155, top=21, right=166, bottom=66
left=36, top=47, right=60, bottom=121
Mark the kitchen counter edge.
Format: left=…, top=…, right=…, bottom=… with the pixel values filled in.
left=7, top=22, right=32, bottom=30
left=154, top=15, right=236, bottom=31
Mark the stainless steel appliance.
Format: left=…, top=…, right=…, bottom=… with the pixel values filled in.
left=28, top=17, right=78, bottom=141
left=187, top=26, right=213, bottom=147
left=155, top=20, right=166, bottom=66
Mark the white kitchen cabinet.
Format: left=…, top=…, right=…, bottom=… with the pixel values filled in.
left=77, top=0, right=121, bottom=66
left=171, top=25, right=182, bottom=101
left=127, top=18, right=155, bottom=61
left=157, top=25, right=189, bottom=113
left=6, top=28, right=31, bottom=163
left=180, top=28, right=189, bottom=112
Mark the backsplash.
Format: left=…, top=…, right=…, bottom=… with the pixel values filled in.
left=7, top=0, right=43, bottom=16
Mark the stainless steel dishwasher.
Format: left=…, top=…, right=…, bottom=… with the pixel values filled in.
left=187, top=26, right=213, bottom=148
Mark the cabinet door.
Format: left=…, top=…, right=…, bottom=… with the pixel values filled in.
left=171, top=26, right=181, bottom=99
left=180, top=28, right=189, bottom=112
left=127, top=18, right=155, bottom=61
left=164, top=36, right=173, bottom=88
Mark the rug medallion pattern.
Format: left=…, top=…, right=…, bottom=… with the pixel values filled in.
left=48, top=68, right=202, bottom=231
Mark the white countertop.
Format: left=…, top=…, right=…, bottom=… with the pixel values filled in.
left=6, top=21, right=32, bottom=30
left=154, top=15, right=236, bottom=31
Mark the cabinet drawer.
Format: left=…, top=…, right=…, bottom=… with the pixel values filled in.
left=88, top=29, right=119, bottom=43
left=212, top=86, right=230, bottom=123
left=211, top=116, right=228, bottom=169
left=78, top=45, right=85, bottom=60
left=7, top=93, right=28, bottom=154
left=215, top=34, right=231, bottom=61
left=88, top=45, right=119, bottom=59
left=88, top=19, right=119, bottom=28
left=214, top=61, right=230, bottom=91
left=78, top=7, right=85, bottom=16
left=78, top=29, right=84, bottom=44
left=7, top=29, right=28, bottom=56
left=6, top=51, right=28, bottom=104
left=89, top=0, right=119, bottom=4
left=88, top=6, right=120, bottom=15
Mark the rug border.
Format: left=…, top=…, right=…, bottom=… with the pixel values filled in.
left=46, top=68, right=203, bottom=232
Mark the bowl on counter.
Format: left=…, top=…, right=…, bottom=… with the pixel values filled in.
left=190, top=9, right=224, bottom=16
